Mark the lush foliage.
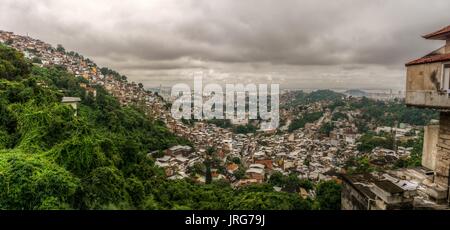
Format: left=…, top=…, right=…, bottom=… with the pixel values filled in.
left=357, top=132, right=394, bottom=153
left=350, top=97, right=437, bottom=126
left=0, top=45, right=31, bottom=81
left=207, top=118, right=232, bottom=129
left=233, top=123, right=258, bottom=134
left=287, top=90, right=345, bottom=107
left=0, top=149, right=79, bottom=210
left=288, top=112, right=323, bottom=132
left=315, top=181, right=342, bottom=210
left=268, top=172, right=314, bottom=192
left=319, top=122, right=334, bottom=136
left=344, top=156, right=373, bottom=174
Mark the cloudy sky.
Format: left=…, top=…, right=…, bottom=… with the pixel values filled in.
left=1, top=0, right=450, bottom=90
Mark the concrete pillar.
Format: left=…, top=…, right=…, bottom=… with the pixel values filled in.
left=422, top=124, right=439, bottom=170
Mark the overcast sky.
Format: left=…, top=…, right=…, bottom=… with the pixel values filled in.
left=1, top=0, right=450, bottom=90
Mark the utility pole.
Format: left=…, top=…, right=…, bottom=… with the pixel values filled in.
left=393, top=121, right=398, bottom=154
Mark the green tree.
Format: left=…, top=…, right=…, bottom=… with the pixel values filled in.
left=229, top=191, right=312, bottom=210
left=288, top=112, right=323, bottom=132
left=357, top=133, right=394, bottom=153
left=56, top=44, right=65, bottom=53
left=204, top=160, right=212, bottom=184
left=234, top=124, right=257, bottom=134
left=0, top=44, right=31, bottom=81
left=268, top=172, right=284, bottom=187
left=319, top=122, right=334, bottom=136
left=332, top=112, right=347, bottom=121
left=315, top=181, right=341, bottom=210
left=345, top=156, right=373, bottom=174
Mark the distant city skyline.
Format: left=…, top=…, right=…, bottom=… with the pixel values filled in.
left=1, top=0, right=450, bottom=89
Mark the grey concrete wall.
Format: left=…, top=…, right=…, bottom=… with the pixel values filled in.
left=406, top=62, right=441, bottom=92
left=341, top=182, right=370, bottom=210
left=405, top=62, right=450, bottom=109
left=422, top=124, right=439, bottom=170
left=406, top=91, right=450, bottom=108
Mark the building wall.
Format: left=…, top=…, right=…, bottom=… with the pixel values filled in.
left=406, top=63, right=441, bottom=91
left=436, top=112, right=450, bottom=195
left=341, top=182, right=370, bottom=210
left=341, top=180, right=415, bottom=210
left=254, top=159, right=273, bottom=170
left=371, top=186, right=403, bottom=204
left=247, top=172, right=264, bottom=182
left=423, top=124, right=440, bottom=170
left=405, top=62, right=450, bottom=108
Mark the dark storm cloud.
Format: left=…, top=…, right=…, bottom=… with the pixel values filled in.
left=1, top=0, right=450, bottom=88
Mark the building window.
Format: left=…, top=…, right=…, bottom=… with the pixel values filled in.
left=442, top=63, right=450, bottom=93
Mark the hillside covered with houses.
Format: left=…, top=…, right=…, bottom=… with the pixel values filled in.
left=0, top=32, right=330, bottom=210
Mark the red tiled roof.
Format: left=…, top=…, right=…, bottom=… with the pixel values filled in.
left=423, top=25, right=450, bottom=40
left=227, top=163, right=239, bottom=172
left=405, top=53, right=450, bottom=66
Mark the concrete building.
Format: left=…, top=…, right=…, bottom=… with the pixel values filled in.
left=342, top=25, right=450, bottom=210
left=341, top=174, right=415, bottom=210
left=246, top=164, right=266, bottom=182
left=405, top=25, right=450, bottom=202
left=166, top=145, right=193, bottom=157
left=406, top=25, right=450, bottom=108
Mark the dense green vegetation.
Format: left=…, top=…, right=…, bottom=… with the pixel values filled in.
left=286, top=90, right=345, bottom=107
left=357, top=132, right=394, bottom=153
left=233, top=123, right=258, bottom=134
left=0, top=45, right=30, bottom=81
left=349, top=97, right=437, bottom=127
left=319, top=122, right=334, bottom=136
left=268, top=172, right=342, bottom=210
left=331, top=112, right=348, bottom=121
left=315, top=181, right=342, bottom=210
left=288, top=112, right=323, bottom=132
left=0, top=44, right=192, bottom=209
left=207, top=118, right=232, bottom=129
left=0, top=44, right=336, bottom=210
left=207, top=119, right=258, bottom=134
left=269, top=172, right=314, bottom=192
left=344, top=156, right=374, bottom=174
